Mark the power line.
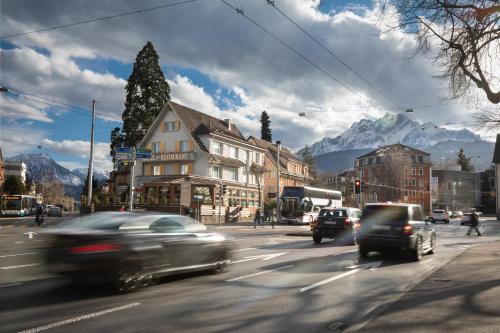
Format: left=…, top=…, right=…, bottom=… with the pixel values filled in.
left=1, top=0, right=202, bottom=39
left=265, top=0, right=401, bottom=109
left=220, top=0, right=386, bottom=112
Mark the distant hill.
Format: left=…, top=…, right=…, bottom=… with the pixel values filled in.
left=297, top=112, right=494, bottom=172
left=7, top=153, right=108, bottom=199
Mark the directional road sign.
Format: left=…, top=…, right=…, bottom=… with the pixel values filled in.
left=115, top=152, right=133, bottom=160
left=136, top=148, right=152, bottom=154
left=136, top=153, right=152, bottom=159
left=116, top=147, right=133, bottom=153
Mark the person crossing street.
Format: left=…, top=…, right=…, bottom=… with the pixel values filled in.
left=467, top=211, right=481, bottom=236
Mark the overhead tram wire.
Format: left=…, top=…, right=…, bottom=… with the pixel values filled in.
left=265, top=0, right=401, bottom=109
left=1, top=0, right=202, bottom=39
left=219, top=0, right=386, bottom=113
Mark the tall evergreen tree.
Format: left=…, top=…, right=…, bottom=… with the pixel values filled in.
left=121, top=41, right=170, bottom=147
left=3, top=175, right=26, bottom=194
left=456, top=148, right=474, bottom=172
left=260, top=111, right=272, bottom=142
left=301, top=145, right=317, bottom=183
left=110, top=127, right=125, bottom=159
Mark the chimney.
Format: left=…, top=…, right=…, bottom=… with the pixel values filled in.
left=224, top=119, right=232, bottom=131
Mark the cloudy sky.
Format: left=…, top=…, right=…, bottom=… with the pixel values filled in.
left=0, top=0, right=496, bottom=173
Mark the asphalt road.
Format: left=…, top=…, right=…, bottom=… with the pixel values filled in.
left=1, top=216, right=499, bottom=333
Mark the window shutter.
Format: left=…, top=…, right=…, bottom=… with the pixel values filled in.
left=175, top=141, right=180, bottom=153
left=160, top=164, right=165, bottom=175
left=161, top=122, right=165, bottom=132
left=144, top=164, right=151, bottom=176
left=188, top=164, right=193, bottom=174
left=176, top=122, right=180, bottom=131
left=147, top=143, right=153, bottom=151
left=173, top=164, right=180, bottom=174
left=160, top=142, right=165, bottom=153
left=188, top=140, right=194, bottom=152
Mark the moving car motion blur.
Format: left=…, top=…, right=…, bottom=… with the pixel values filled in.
left=311, top=207, right=362, bottom=244
left=45, top=212, right=233, bottom=293
left=356, top=203, right=436, bottom=261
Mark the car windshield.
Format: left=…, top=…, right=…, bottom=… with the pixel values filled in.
left=362, top=205, right=409, bottom=222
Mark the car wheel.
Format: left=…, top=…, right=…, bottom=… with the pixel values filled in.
left=410, top=237, right=423, bottom=262
left=445, top=220, right=449, bottom=224
left=114, top=260, right=142, bottom=294
left=428, top=233, right=436, bottom=255
left=430, top=219, right=435, bottom=224
left=313, top=234, right=322, bottom=244
left=359, top=246, right=369, bottom=258
left=212, top=254, right=230, bottom=274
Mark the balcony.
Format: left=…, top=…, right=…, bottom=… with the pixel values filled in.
left=147, top=152, right=196, bottom=161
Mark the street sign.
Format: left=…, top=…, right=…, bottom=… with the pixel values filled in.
left=118, top=160, right=135, bottom=166
left=116, top=147, right=132, bottom=153
left=115, top=152, right=132, bottom=160
left=194, top=194, right=203, bottom=200
left=136, top=153, right=152, bottom=159
left=136, top=148, right=152, bottom=154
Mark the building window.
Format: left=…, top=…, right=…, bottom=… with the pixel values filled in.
left=368, top=158, right=373, bottom=165
left=180, top=164, right=190, bottom=175
left=239, top=149, right=248, bottom=162
left=412, top=179, right=416, bottom=186
left=411, top=155, right=416, bottom=163
left=360, top=170, right=364, bottom=178
left=180, top=140, right=189, bottom=153
left=411, top=167, right=416, bottom=175
left=419, top=179, right=424, bottom=188
left=228, top=145, right=238, bottom=159
left=418, top=155, right=424, bottom=164
left=418, top=167, right=423, bottom=176
left=211, top=165, right=221, bottom=178
left=405, top=178, right=409, bottom=186
left=368, top=169, right=373, bottom=176
left=254, top=152, right=261, bottom=164
left=164, top=122, right=178, bottom=132
left=376, top=156, right=382, bottom=164
left=413, top=190, right=417, bottom=198
left=153, top=165, right=161, bottom=176
left=212, top=141, right=222, bottom=155
left=153, top=142, right=161, bottom=153
left=241, top=170, right=248, bottom=183
left=226, top=168, right=237, bottom=181
left=447, top=181, right=452, bottom=191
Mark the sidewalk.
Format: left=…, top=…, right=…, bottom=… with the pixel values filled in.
left=358, top=240, right=500, bottom=333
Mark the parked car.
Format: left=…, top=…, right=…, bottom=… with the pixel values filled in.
left=357, top=203, right=436, bottom=261
left=44, top=212, right=233, bottom=293
left=47, top=206, right=62, bottom=217
left=430, top=209, right=449, bottom=223
left=312, top=207, right=362, bottom=245
left=456, top=211, right=464, bottom=218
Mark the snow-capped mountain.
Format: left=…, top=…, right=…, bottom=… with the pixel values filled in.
left=72, top=168, right=109, bottom=183
left=300, top=112, right=481, bottom=156
left=7, top=153, right=83, bottom=186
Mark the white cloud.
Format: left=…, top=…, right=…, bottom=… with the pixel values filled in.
left=0, top=125, right=46, bottom=157
left=0, top=94, right=53, bottom=122
left=42, top=138, right=113, bottom=173
left=1, top=0, right=496, bottom=152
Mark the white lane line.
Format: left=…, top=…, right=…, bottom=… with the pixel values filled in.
left=299, top=269, right=361, bottom=293
left=342, top=249, right=359, bottom=254
left=230, top=252, right=288, bottom=264
left=226, top=264, right=294, bottom=282
left=17, top=302, right=141, bottom=333
left=1, top=263, right=41, bottom=270
left=231, top=248, right=257, bottom=253
left=15, top=241, right=24, bottom=244
left=0, top=282, right=23, bottom=288
left=0, top=252, right=36, bottom=258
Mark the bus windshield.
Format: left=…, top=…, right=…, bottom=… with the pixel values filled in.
left=282, top=197, right=303, bottom=215
left=2, top=198, right=22, bottom=210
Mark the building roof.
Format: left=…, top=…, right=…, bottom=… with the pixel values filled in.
left=492, top=134, right=500, bottom=163
left=356, top=143, right=430, bottom=159
left=248, top=136, right=306, bottom=168
left=140, top=101, right=255, bottom=152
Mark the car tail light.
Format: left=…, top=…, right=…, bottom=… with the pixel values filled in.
left=70, top=243, right=121, bottom=254
left=403, top=225, right=413, bottom=236
left=344, top=218, right=351, bottom=226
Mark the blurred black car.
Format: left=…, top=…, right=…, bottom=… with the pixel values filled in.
left=44, top=212, right=233, bottom=293
left=47, top=206, right=62, bottom=217
left=356, top=203, right=436, bottom=261
left=312, top=207, right=362, bottom=244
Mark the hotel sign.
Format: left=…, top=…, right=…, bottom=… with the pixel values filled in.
left=148, top=152, right=196, bottom=161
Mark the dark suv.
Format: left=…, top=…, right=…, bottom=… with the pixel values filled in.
left=312, top=207, right=362, bottom=245
left=356, top=203, right=436, bottom=261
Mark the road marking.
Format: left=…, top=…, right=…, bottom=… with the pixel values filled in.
left=15, top=241, right=24, bottom=244
left=1, top=263, right=41, bottom=270
left=226, top=264, right=294, bottom=282
left=342, top=249, right=359, bottom=254
left=0, top=282, right=23, bottom=288
left=231, top=248, right=257, bottom=253
left=24, top=232, right=38, bottom=239
left=230, top=252, right=288, bottom=264
left=299, top=269, right=361, bottom=293
left=17, top=302, right=141, bottom=333
left=0, top=252, right=36, bottom=258
left=346, top=261, right=383, bottom=270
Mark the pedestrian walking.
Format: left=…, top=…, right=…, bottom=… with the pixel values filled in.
left=254, top=208, right=262, bottom=228
left=467, top=211, right=481, bottom=236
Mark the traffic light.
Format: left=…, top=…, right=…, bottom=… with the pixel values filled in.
left=361, top=180, right=366, bottom=193
left=350, top=181, right=354, bottom=194
left=354, top=179, right=361, bottom=195
left=222, top=184, right=228, bottom=194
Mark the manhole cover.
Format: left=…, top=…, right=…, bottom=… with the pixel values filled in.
left=327, top=321, right=350, bottom=331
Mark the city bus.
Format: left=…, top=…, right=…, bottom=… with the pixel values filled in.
left=280, top=186, right=342, bottom=224
left=1, top=195, right=37, bottom=217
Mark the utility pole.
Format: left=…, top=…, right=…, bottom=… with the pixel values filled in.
left=218, top=181, right=222, bottom=227
left=129, top=149, right=135, bottom=212
left=275, top=140, right=281, bottom=228
left=87, top=100, right=96, bottom=209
